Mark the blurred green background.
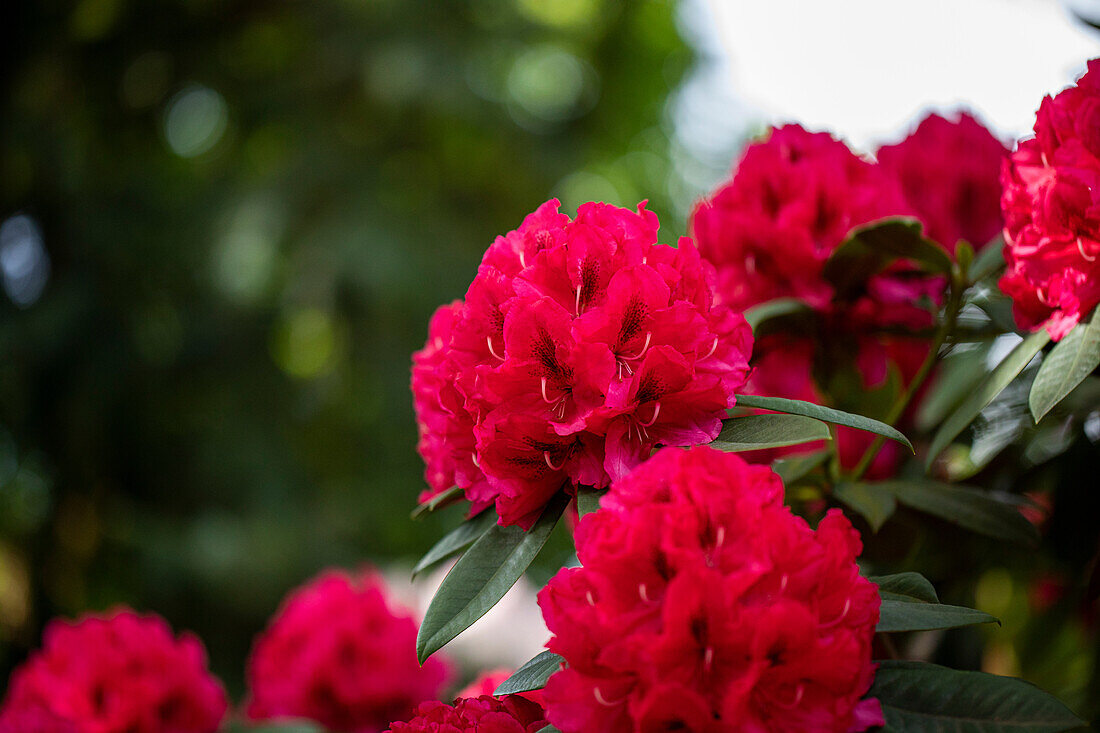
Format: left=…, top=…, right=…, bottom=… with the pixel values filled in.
left=0, top=0, right=733, bottom=696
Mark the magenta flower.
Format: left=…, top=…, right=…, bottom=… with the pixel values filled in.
left=246, top=569, right=451, bottom=733
left=412, top=199, right=752, bottom=528
left=0, top=609, right=227, bottom=733
left=385, top=696, right=548, bottom=733
left=537, top=446, right=883, bottom=733
left=1000, top=59, right=1100, bottom=340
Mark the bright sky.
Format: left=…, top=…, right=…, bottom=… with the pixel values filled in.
left=703, top=0, right=1099, bottom=150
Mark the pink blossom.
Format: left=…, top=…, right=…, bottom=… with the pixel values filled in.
left=412, top=200, right=752, bottom=528
left=456, top=671, right=545, bottom=707
left=1000, top=59, right=1100, bottom=340
left=877, top=111, right=1008, bottom=254
left=246, top=569, right=451, bottom=733
left=0, top=609, right=227, bottom=733
left=385, top=696, right=548, bottom=733
left=538, top=446, right=882, bottom=732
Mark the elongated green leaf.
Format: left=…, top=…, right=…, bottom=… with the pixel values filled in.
left=537, top=726, right=562, bottom=733
left=771, top=450, right=828, bottom=485
left=968, top=238, right=1006, bottom=283
left=870, top=573, right=939, bottom=604
left=575, top=487, right=605, bottom=518
left=417, top=492, right=568, bottom=663
left=411, top=485, right=465, bottom=520
left=1029, top=311, right=1100, bottom=422
left=495, top=651, right=565, bottom=695
left=926, top=330, right=1050, bottom=468
left=412, top=510, right=497, bottom=580
left=734, top=394, right=913, bottom=452
left=711, top=414, right=830, bottom=452
left=877, top=480, right=1039, bottom=546
left=824, top=218, right=953, bottom=300
left=870, top=660, right=1084, bottom=732
left=877, top=599, right=997, bottom=633
left=744, top=298, right=812, bottom=331
left=833, top=482, right=896, bottom=532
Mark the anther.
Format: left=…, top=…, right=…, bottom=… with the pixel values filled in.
left=544, top=451, right=566, bottom=471
left=594, top=687, right=617, bottom=707
left=1078, top=237, right=1096, bottom=262
left=701, top=336, right=719, bottom=361
left=820, top=599, right=851, bottom=628
left=541, top=377, right=554, bottom=404
left=638, top=401, right=661, bottom=427
left=621, top=332, right=652, bottom=361
left=487, top=335, right=505, bottom=361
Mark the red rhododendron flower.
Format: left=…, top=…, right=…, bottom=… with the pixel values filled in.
left=385, top=696, right=548, bottom=733
left=456, top=671, right=545, bottom=708
left=877, top=111, right=1008, bottom=254
left=1000, top=59, right=1100, bottom=340
left=691, top=124, right=915, bottom=312
left=412, top=199, right=753, bottom=528
left=246, top=569, right=451, bottom=733
left=538, top=446, right=882, bottom=733
left=0, top=609, right=227, bottom=733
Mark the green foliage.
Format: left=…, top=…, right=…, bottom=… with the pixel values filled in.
left=711, top=414, right=831, bottom=452
left=734, top=394, right=913, bottom=451
left=927, top=330, right=1050, bottom=468
left=494, top=650, right=564, bottom=695
left=823, top=218, right=953, bottom=301
left=870, top=661, right=1084, bottom=732
left=770, top=451, right=828, bottom=485
left=411, top=509, right=496, bottom=579
left=1029, top=310, right=1100, bottom=423
left=834, top=482, right=897, bottom=532
left=416, top=492, right=568, bottom=663
left=574, top=487, right=605, bottom=518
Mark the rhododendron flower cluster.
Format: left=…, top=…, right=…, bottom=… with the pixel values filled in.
left=538, top=446, right=882, bottom=733
left=385, top=696, right=548, bottom=733
left=691, top=124, right=939, bottom=475
left=456, top=671, right=543, bottom=707
left=0, top=609, right=227, bottom=733
left=877, top=111, right=1008, bottom=254
left=246, top=569, right=450, bottom=733
left=1000, top=59, right=1100, bottom=340
left=412, top=199, right=753, bottom=528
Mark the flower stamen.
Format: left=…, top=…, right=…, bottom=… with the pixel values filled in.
left=544, top=451, right=566, bottom=471
left=486, top=335, right=505, bottom=361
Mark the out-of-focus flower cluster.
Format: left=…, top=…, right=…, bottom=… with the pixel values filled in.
left=0, top=610, right=227, bottom=733
left=537, top=446, right=882, bottom=733
left=384, top=695, right=548, bottom=733
left=692, top=118, right=1005, bottom=477
left=246, top=569, right=451, bottom=733
left=413, top=199, right=752, bottom=528
left=1001, top=60, right=1100, bottom=340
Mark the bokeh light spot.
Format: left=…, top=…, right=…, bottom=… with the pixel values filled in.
left=272, top=308, right=339, bottom=379
left=506, top=45, right=596, bottom=124
left=0, top=214, right=50, bottom=308
left=516, top=0, right=602, bottom=29
left=163, top=85, right=229, bottom=158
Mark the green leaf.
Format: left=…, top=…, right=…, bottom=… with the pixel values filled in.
left=575, top=487, right=605, bottom=518
left=869, top=572, right=939, bottom=604
left=411, top=485, right=465, bottom=520
left=771, top=450, right=828, bottom=485
left=877, top=599, right=997, bottom=633
left=870, top=660, right=1084, bottom=732
left=710, top=414, right=831, bottom=452
left=416, top=492, right=569, bottom=663
left=833, top=482, right=897, bottom=532
left=824, top=218, right=953, bottom=300
left=926, top=330, right=1050, bottom=468
left=743, top=298, right=812, bottom=331
left=734, top=394, right=913, bottom=452
left=411, top=510, right=497, bottom=580
left=1029, top=311, right=1100, bottom=423
left=916, top=342, right=994, bottom=432
left=536, top=726, right=562, bottom=733
left=222, top=722, right=325, bottom=733
left=494, top=650, right=565, bottom=695
left=968, top=238, right=1006, bottom=283
left=876, top=480, right=1039, bottom=546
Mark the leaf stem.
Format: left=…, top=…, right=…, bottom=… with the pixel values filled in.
left=849, top=268, right=966, bottom=481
